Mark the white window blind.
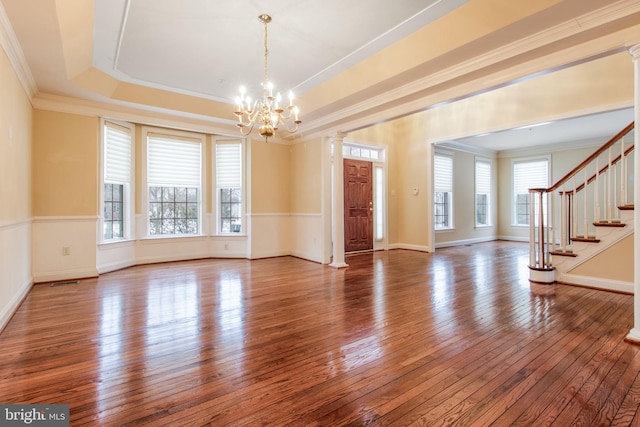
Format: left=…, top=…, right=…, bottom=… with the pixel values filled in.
left=476, top=159, right=491, bottom=195
left=104, top=122, right=131, bottom=183
left=216, top=142, right=242, bottom=188
left=514, top=159, right=548, bottom=194
left=434, top=154, right=453, bottom=193
left=148, top=135, right=201, bottom=187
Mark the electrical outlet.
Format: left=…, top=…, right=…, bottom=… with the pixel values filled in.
left=62, top=246, right=71, bottom=256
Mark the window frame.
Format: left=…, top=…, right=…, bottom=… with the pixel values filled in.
left=100, top=119, right=134, bottom=243
left=434, top=150, right=454, bottom=231
left=512, top=156, right=550, bottom=227
left=475, top=157, right=492, bottom=228
left=213, top=137, right=246, bottom=235
left=142, top=126, right=205, bottom=238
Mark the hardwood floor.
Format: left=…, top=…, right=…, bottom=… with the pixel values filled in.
left=1, top=241, right=640, bottom=426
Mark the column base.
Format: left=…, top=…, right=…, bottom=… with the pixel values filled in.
left=329, top=261, right=349, bottom=269
left=528, top=266, right=555, bottom=285
left=625, top=328, right=640, bottom=345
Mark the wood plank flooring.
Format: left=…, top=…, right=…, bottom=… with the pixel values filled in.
left=1, top=241, right=640, bottom=426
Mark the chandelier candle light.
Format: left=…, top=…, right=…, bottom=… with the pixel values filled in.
left=235, top=14, right=301, bottom=141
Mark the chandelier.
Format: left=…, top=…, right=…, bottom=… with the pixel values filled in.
left=234, top=14, right=301, bottom=141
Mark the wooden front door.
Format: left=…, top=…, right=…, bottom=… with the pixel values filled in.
left=344, top=158, right=373, bottom=252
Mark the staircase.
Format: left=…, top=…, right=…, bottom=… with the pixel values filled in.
left=528, top=122, right=635, bottom=293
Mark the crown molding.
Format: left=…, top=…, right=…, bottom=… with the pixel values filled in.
left=32, top=93, right=243, bottom=137
left=301, top=0, right=640, bottom=138
left=0, top=2, right=37, bottom=101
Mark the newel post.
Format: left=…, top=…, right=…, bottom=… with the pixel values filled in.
left=626, top=44, right=640, bottom=344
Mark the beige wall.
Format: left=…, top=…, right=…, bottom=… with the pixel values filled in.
left=0, top=43, right=33, bottom=328
left=569, top=234, right=634, bottom=282
left=289, top=139, right=321, bottom=214
left=425, top=52, right=633, bottom=142
left=32, top=110, right=99, bottom=216
left=251, top=140, right=291, bottom=214
left=0, top=54, right=31, bottom=221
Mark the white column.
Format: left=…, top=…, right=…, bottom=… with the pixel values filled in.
left=626, top=44, right=640, bottom=344
left=330, top=132, right=348, bottom=268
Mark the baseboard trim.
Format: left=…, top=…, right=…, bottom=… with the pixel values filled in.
left=557, top=274, right=633, bottom=294
left=0, top=278, right=33, bottom=333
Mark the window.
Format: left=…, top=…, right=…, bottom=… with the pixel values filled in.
left=215, top=140, right=243, bottom=234
left=434, top=152, right=453, bottom=229
left=475, top=158, right=491, bottom=227
left=513, top=157, right=549, bottom=226
left=342, top=142, right=383, bottom=161
left=102, top=121, right=132, bottom=241
left=147, top=132, right=202, bottom=236
left=375, top=166, right=384, bottom=241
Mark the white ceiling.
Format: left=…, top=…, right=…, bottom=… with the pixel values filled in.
left=93, top=0, right=467, bottom=103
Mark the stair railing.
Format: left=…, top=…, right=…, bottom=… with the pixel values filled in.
left=529, top=121, right=635, bottom=274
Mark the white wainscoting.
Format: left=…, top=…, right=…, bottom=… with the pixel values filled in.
left=31, top=216, right=99, bottom=283
left=0, top=219, right=32, bottom=331
left=289, top=213, right=324, bottom=263
left=135, top=236, right=213, bottom=265
left=97, top=240, right=136, bottom=274
left=248, top=213, right=292, bottom=259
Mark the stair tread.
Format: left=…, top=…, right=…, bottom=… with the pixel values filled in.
left=571, top=236, right=601, bottom=243
left=593, top=221, right=626, bottom=227
left=618, top=204, right=635, bottom=210
left=550, top=250, right=578, bottom=257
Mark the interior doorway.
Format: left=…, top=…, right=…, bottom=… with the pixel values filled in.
left=344, top=158, right=373, bottom=252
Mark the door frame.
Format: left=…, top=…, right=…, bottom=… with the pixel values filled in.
left=324, top=137, right=388, bottom=265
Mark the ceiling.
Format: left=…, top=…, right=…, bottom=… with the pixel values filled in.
left=1, top=0, right=639, bottom=149
left=450, top=107, right=635, bottom=153
left=93, top=0, right=467, bottom=103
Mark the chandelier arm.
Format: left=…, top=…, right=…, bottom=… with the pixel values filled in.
left=237, top=120, right=256, bottom=136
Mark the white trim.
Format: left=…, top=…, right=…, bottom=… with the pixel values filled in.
left=212, top=136, right=246, bottom=235
left=558, top=273, right=633, bottom=294
left=0, top=2, right=37, bottom=100
left=33, top=268, right=99, bottom=284
left=496, top=235, right=529, bottom=242
left=32, top=216, right=98, bottom=223
left=32, top=93, right=239, bottom=136
left=434, top=237, right=497, bottom=249
left=388, top=243, right=432, bottom=253
left=0, top=278, right=31, bottom=332
left=141, top=126, right=206, bottom=238
left=0, top=218, right=31, bottom=231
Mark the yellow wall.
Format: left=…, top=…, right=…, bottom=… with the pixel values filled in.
left=1, top=41, right=34, bottom=327
left=290, top=139, right=321, bottom=214
left=425, top=52, right=633, bottom=142
left=570, top=234, right=634, bottom=282
left=32, top=110, right=99, bottom=216
left=250, top=140, right=291, bottom=214
left=0, top=51, right=32, bottom=221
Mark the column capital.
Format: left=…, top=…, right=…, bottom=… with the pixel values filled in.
left=629, top=44, right=640, bottom=60
left=331, top=131, right=346, bottom=143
